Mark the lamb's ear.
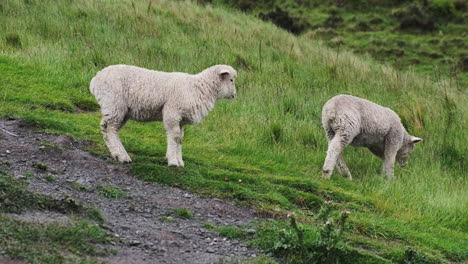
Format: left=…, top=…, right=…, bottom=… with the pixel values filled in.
left=410, top=136, right=423, bottom=144
left=219, top=70, right=230, bottom=79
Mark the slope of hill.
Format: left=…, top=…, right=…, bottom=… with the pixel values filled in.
left=0, top=0, right=467, bottom=263
left=212, top=0, right=468, bottom=87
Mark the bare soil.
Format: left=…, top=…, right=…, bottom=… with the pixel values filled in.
left=0, top=120, right=263, bottom=264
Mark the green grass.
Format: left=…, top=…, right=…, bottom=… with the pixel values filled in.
left=0, top=169, right=110, bottom=263
left=213, top=0, right=468, bottom=87
left=68, top=181, right=91, bottom=192
left=0, top=217, right=111, bottom=264
left=159, top=216, right=174, bottom=223
left=96, top=185, right=128, bottom=200
left=43, top=174, right=56, bottom=182
left=0, top=0, right=467, bottom=263
left=167, top=208, right=194, bottom=220
left=33, top=162, right=48, bottom=172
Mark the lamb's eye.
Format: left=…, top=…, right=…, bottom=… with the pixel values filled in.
left=230, top=79, right=234, bottom=82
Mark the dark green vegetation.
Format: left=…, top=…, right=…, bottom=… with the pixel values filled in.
left=0, top=0, right=467, bottom=263
left=216, top=204, right=393, bottom=264
left=96, top=185, right=128, bottom=200
left=211, top=0, right=468, bottom=87
left=0, top=169, right=111, bottom=263
left=167, top=208, right=194, bottom=220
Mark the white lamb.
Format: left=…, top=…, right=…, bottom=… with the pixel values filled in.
left=321, top=94, right=422, bottom=180
left=90, top=64, right=237, bottom=167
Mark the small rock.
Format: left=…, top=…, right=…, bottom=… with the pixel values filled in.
left=129, top=240, right=142, bottom=246
left=5, top=150, right=11, bottom=154
left=168, top=241, right=180, bottom=247
left=144, top=242, right=154, bottom=249
left=157, top=247, right=167, bottom=253
left=206, top=247, right=216, bottom=253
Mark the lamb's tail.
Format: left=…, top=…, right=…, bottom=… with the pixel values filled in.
left=89, top=76, right=98, bottom=96
left=321, top=100, right=338, bottom=140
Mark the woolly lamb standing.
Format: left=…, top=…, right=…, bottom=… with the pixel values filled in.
left=321, top=94, right=422, bottom=180
left=90, top=64, right=237, bottom=167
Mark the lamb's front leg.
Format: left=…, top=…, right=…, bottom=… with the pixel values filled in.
left=164, top=118, right=184, bottom=167
left=336, top=154, right=352, bottom=180
left=382, top=139, right=399, bottom=179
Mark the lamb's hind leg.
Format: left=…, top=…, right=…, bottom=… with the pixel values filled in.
left=322, top=132, right=352, bottom=179
left=325, top=127, right=352, bottom=180
left=100, top=114, right=131, bottom=163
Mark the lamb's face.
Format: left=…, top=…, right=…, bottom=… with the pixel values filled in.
left=396, top=136, right=422, bottom=167
left=218, top=68, right=237, bottom=100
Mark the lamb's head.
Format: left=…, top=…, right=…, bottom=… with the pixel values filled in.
left=215, top=65, right=237, bottom=100
left=396, top=135, right=423, bottom=167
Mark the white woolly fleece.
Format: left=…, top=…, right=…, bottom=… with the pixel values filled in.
left=90, top=64, right=237, bottom=166
left=321, top=94, right=422, bottom=179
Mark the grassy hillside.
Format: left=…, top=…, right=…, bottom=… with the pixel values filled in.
left=212, top=0, right=468, bottom=87
left=1, top=0, right=467, bottom=263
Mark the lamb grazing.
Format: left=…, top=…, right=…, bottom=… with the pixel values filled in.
left=321, top=94, right=422, bottom=180
left=90, top=64, right=237, bottom=167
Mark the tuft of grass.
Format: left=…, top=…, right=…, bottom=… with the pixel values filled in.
left=159, top=216, right=174, bottom=223
left=5, top=32, right=22, bottom=48
left=96, top=185, right=128, bottom=200
left=217, top=226, right=247, bottom=240
left=44, top=174, right=56, bottom=182
left=167, top=208, right=194, bottom=220
left=34, top=141, right=63, bottom=152
left=68, top=181, right=91, bottom=192
left=202, top=222, right=216, bottom=229
left=33, top=162, right=48, bottom=172
left=23, top=172, right=34, bottom=178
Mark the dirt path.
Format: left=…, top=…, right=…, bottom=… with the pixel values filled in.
left=0, top=120, right=262, bottom=264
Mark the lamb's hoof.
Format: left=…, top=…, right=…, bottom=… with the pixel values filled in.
left=113, top=154, right=132, bottom=164
left=322, top=170, right=331, bottom=179
left=168, top=160, right=180, bottom=167
left=178, top=160, right=185, bottom=168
